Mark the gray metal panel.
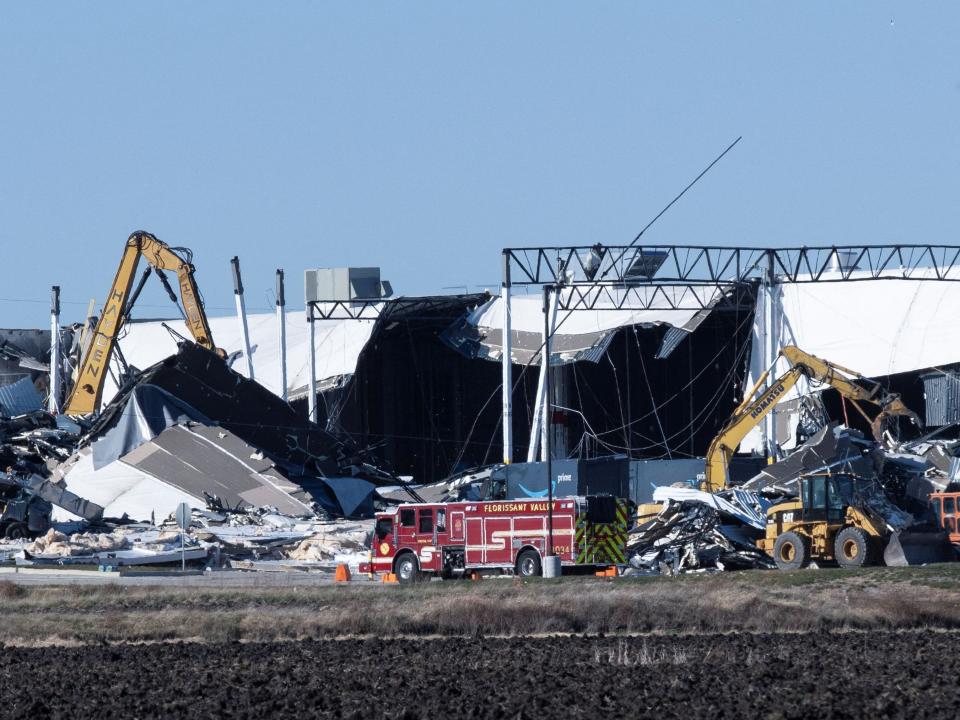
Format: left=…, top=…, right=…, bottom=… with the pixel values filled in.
left=922, top=371, right=960, bottom=426
left=125, top=425, right=313, bottom=516
left=0, top=376, right=42, bottom=416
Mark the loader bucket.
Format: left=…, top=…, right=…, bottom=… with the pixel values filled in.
left=883, top=530, right=954, bottom=567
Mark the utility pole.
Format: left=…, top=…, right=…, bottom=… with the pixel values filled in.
left=542, top=282, right=561, bottom=579
left=501, top=252, right=513, bottom=464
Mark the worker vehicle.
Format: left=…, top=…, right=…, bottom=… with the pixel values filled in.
left=758, top=472, right=952, bottom=569
left=704, top=345, right=921, bottom=493
left=359, top=496, right=631, bottom=582
left=929, top=491, right=960, bottom=552
left=64, top=231, right=222, bottom=416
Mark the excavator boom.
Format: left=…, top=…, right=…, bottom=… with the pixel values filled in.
left=64, top=231, right=219, bottom=416
left=703, top=345, right=920, bottom=493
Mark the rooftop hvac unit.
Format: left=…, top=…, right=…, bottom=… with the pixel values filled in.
left=304, top=268, right=394, bottom=304
left=829, top=249, right=860, bottom=273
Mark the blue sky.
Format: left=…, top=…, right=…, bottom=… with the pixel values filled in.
left=1, top=3, right=958, bottom=327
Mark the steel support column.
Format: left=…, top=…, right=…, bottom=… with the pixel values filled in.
left=501, top=252, right=513, bottom=464
left=276, top=269, right=288, bottom=402
left=48, top=286, right=61, bottom=414
left=231, top=256, right=255, bottom=381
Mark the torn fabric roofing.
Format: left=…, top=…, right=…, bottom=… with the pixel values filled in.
left=442, top=284, right=729, bottom=366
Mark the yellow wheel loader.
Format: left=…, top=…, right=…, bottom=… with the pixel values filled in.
left=758, top=473, right=952, bottom=569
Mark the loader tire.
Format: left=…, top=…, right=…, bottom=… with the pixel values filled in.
left=835, top=527, right=871, bottom=568
left=516, top=549, right=542, bottom=578
left=773, top=531, right=809, bottom=571
left=394, top=553, right=421, bottom=584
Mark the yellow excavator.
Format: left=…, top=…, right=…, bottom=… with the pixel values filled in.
left=703, top=345, right=920, bottom=493
left=704, top=345, right=950, bottom=568
left=64, top=231, right=221, bottom=416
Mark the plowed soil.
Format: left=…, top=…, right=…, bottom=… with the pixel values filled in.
left=3, top=631, right=956, bottom=719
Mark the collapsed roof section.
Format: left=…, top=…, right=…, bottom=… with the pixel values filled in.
left=53, top=343, right=401, bottom=522
left=442, top=284, right=731, bottom=366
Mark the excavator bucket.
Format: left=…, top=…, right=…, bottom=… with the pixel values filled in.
left=883, top=530, right=954, bottom=567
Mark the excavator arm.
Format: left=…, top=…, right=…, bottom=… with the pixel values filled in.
left=704, top=365, right=806, bottom=493
left=64, top=231, right=219, bottom=416
left=703, top=345, right=921, bottom=493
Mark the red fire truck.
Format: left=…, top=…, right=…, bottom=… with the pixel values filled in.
left=359, top=496, right=631, bottom=582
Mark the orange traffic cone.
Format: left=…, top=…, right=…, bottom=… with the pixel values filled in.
left=382, top=573, right=399, bottom=583
left=335, top=564, right=351, bottom=582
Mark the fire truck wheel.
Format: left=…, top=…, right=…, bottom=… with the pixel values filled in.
left=516, top=549, right=542, bottom=578
left=394, top=553, right=421, bottom=583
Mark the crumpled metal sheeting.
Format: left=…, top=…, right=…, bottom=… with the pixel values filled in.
left=740, top=424, right=876, bottom=496
left=652, top=486, right=772, bottom=530
left=627, top=500, right=774, bottom=575
left=0, top=377, right=42, bottom=417
left=0, top=411, right=79, bottom=475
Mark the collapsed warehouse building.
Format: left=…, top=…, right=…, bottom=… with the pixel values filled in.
left=1, top=240, right=960, bottom=573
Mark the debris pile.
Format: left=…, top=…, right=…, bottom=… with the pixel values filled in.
left=627, top=487, right=775, bottom=574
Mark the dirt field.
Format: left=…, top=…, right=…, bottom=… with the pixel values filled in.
left=2, top=631, right=957, bottom=719
left=1, top=567, right=958, bottom=718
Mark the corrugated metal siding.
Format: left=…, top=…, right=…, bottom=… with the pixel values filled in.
left=922, top=371, right=960, bottom=426
left=0, top=376, right=42, bottom=416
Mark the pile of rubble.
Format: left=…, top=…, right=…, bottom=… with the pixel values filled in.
left=626, top=422, right=960, bottom=575
left=0, top=342, right=422, bottom=571
left=0, top=499, right=374, bottom=571
left=627, top=487, right=775, bottom=574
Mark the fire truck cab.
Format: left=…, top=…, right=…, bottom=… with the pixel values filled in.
left=361, top=495, right=631, bottom=582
